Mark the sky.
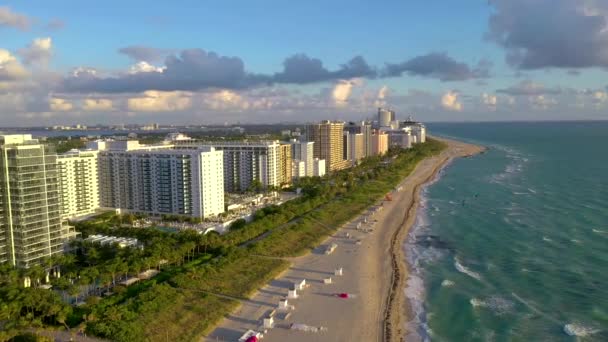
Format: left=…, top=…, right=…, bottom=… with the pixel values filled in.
left=1, top=0, right=608, bottom=126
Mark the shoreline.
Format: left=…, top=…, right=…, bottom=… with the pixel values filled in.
left=386, top=137, right=485, bottom=342
left=384, top=151, right=453, bottom=342
left=206, top=138, right=485, bottom=342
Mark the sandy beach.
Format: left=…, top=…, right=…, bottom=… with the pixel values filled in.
left=206, top=138, right=484, bottom=342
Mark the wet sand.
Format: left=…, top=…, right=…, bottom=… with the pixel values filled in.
left=206, top=137, right=485, bottom=342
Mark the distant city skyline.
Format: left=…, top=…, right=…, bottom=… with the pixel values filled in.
left=2, top=1, right=608, bottom=126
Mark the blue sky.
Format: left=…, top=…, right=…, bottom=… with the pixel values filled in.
left=1, top=0, right=608, bottom=125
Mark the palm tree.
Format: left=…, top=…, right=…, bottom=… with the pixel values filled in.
left=26, top=265, right=46, bottom=287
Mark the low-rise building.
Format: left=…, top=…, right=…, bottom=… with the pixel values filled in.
left=85, top=234, right=141, bottom=248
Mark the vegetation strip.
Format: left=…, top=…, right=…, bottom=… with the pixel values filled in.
left=0, top=140, right=444, bottom=341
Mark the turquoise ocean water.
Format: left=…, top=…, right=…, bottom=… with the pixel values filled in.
left=405, top=122, right=608, bottom=341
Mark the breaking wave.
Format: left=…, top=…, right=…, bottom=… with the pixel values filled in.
left=454, top=257, right=482, bottom=281
left=563, top=323, right=600, bottom=337
left=470, top=296, right=515, bottom=314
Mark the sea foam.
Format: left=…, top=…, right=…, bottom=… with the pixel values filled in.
left=454, top=257, right=482, bottom=280
left=441, top=279, right=455, bottom=287
left=402, top=158, right=456, bottom=342
left=563, top=323, right=600, bottom=337
left=470, top=296, right=515, bottom=314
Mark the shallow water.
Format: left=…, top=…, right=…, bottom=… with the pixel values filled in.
left=405, top=122, right=608, bottom=341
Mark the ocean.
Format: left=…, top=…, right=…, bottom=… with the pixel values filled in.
left=405, top=122, right=608, bottom=341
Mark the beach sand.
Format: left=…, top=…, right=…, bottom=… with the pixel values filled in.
left=206, top=137, right=484, bottom=342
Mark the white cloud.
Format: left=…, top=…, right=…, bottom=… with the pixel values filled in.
left=0, top=6, right=30, bottom=30
left=203, top=90, right=246, bottom=110
left=332, top=78, right=362, bottom=106
left=441, top=91, right=463, bottom=111
left=127, top=90, right=192, bottom=112
left=374, top=85, right=389, bottom=107
left=18, top=37, right=53, bottom=66
left=82, top=98, right=113, bottom=111
left=128, top=61, right=165, bottom=74
left=482, top=93, right=497, bottom=106
left=529, top=95, right=557, bottom=110
left=592, top=90, right=608, bottom=103
left=71, top=67, right=98, bottom=77
left=378, top=85, right=389, bottom=100
left=0, top=49, right=28, bottom=80
left=49, top=98, right=73, bottom=111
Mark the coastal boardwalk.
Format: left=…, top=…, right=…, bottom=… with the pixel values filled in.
left=206, top=138, right=484, bottom=342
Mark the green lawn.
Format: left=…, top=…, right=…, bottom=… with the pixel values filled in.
left=171, top=253, right=290, bottom=298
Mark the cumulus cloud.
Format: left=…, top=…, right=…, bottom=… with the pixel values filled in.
left=127, top=90, right=192, bottom=111
left=529, top=95, right=557, bottom=110
left=0, top=6, right=30, bottom=30
left=119, top=45, right=173, bottom=62
left=82, top=98, right=113, bottom=111
left=0, top=49, right=28, bottom=81
left=487, top=0, right=608, bottom=69
left=384, top=53, right=490, bottom=81
left=18, top=37, right=53, bottom=66
left=497, top=80, right=562, bottom=96
left=482, top=93, right=497, bottom=107
left=331, top=79, right=363, bottom=106
left=49, top=98, right=73, bottom=111
left=128, top=61, right=165, bottom=74
left=202, top=90, right=251, bottom=110
left=375, top=85, right=389, bottom=107
left=441, top=91, right=463, bottom=111
left=588, top=90, right=608, bottom=106
left=378, top=85, right=389, bottom=100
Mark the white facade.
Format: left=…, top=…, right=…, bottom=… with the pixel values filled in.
left=95, top=143, right=224, bottom=218
left=292, top=160, right=306, bottom=179
left=313, top=158, right=326, bottom=177
left=411, top=124, right=426, bottom=143
left=291, top=140, right=314, bottom=176
left=180, top=141, right=281, bottom=193
left=400, top=121, right=426, bottom=143
left=57, top=149, right=100, bottom=219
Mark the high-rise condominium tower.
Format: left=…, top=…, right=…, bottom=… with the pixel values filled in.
left=0, top=135, right=77, bottom=267
left=306, top=120, right=349, bottom=173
